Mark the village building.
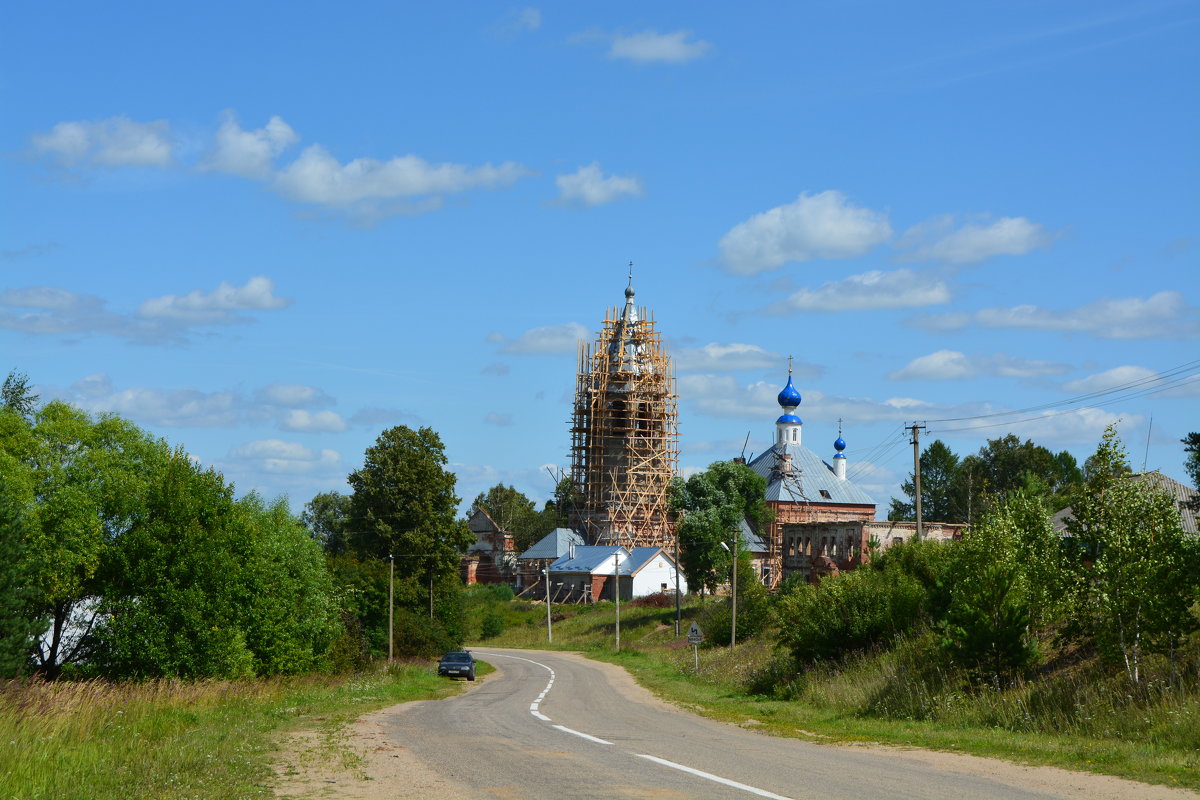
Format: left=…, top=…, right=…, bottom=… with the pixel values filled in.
left=781, top=519, right=966, bottom=582
left=743, top=365, right=878, bottom=587
left=544, top=544, right=687, bottom=603
left=460, top=507, right=517, bottom=586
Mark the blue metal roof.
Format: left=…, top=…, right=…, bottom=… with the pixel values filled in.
left=549, top=545, right=627, bottom=574
left=625, top=546, right=676, bottom=575
left=738, top=518, right=768, bottom=552
left=519, top=528, right=585, bottom=560
left=747, top=442, right=875, bottom=506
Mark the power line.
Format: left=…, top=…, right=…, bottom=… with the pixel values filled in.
left=933, top=372, right=1200, bottom=435
left=924, top=358, right=1200, bottom=424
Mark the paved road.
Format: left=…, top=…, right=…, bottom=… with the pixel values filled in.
left=376, top=648, right=1142, bottom=800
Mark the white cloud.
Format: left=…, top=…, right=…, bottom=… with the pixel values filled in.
left=227, top=439, right=342, bottom=474
left=498, top=7, right=540, bottom=33
left=900, top=215, right=1055, bottom=265
left=673, top=343, right=800, bottom=374
left=279, top=409, right=348, bottom=433
left=202, top=113, right=298, bottom=178
left=555, top=163, right=643, bottom=207
left=718, top=191, right=892, bottom=275
left=273, top=144, right=532, bottom=212
left=1062, top=366, right=1200, bottom=398
left=0, top=287, right=144, bottom=338
left=609, top=30, right=712, bottom=63
left=888, top=350, right=1069, bottom=381
left=1061, top=365, right=1157, bottom=394
left=63, top=374, right=241, bottom=427
left=769, top=268, right=951, bottom=313
left=32, top=116, right=173, bottom=167
left=488, top=322, right=588, bottom=354
left=137, top=276, right=291, bottom=324
left=257, top=383, right=334, bottom=408
left=678, top=374, right=994, bottom=425
left=938, top=408, right=1139, bottom=446
left=915, top=291, right=1200, bottom=339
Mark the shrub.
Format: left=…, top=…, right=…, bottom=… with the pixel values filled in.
left=777, top=567, right=926, bottom=665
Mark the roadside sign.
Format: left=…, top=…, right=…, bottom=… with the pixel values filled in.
left=687, top=622, right=703, bottom=645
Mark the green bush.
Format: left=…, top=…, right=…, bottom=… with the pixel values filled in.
left=480, top=610, right=505, bottom=639
left=777, top=565, right=927, bottom=665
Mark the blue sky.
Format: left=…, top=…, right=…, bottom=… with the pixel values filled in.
left=3, top=1, right=1198, bottom=516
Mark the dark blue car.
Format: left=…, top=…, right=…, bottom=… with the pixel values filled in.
left=437, top=650, right=476, bottom=681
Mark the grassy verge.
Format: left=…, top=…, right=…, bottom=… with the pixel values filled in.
left=474, top=598, right=1200, bottom=792
left=0, top=662, right=472, bottom=800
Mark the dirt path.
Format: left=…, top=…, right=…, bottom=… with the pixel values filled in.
left=271, top=653, right=1197, bottom=800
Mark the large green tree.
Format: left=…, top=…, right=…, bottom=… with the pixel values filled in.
left=302, top=491, right=353, bottom=555
left=889, top=439, right=962, bottom=522
left=97, top=453, right=340, bottom=678
left=670, top=460, right=769, bottom=596
left=348, top=425, right=471, bottom=581
left=0, top=401, right=166, bottom=675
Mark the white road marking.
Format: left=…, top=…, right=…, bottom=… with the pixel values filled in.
left=482, top=651, right=794, bottom=799
left=481, top=652, right=557, bottom=721
left=636, top=754, right=796, bottom=800
left=553, top=724, right=613, bottom=745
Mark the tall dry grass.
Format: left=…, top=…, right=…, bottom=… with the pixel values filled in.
left=0, top=665, right=449, bottom=800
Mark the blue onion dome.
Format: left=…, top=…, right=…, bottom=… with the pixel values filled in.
left=834, top=436, right=846, bottom=452
left=777, top=375, right=802, bottom=408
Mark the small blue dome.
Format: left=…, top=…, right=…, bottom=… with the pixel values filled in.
left=834, top=436, right=846, bottom=452
left=777, top=376, right=802, bottom=408
left=776, top=413, right=802, bottom=425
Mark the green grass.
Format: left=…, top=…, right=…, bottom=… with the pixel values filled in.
left=0, top=662, right=468, bottom=800
left=474, top=597, right=1200, bottom=792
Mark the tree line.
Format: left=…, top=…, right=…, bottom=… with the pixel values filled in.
left=0, top=373, right=478, bottom=679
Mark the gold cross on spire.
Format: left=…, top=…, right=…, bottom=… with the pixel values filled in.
left=787, top=354, right=793, bottom=376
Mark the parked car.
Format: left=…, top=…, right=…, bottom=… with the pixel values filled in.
left=437, top=650, right=476, bottom=681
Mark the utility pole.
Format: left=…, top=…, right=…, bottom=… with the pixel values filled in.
left=907, top=423, right=927, bottom=540
left=721, top=537, right=738, bottom=647
left=544, top=568, right=553, bottom=643
left=387, top=554, right=394, bottom=663
left=614, top=551, right=621, bottom=651
left=674, top=524, right=681, bottom=637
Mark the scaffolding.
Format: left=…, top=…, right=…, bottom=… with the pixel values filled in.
left=569, top=291, right=679, bottom=549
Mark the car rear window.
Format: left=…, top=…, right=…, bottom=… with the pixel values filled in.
left=443, top=653, right=472, bottom=662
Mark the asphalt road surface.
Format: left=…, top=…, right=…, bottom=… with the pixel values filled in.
left=375, top=648, right=1154, bottom=800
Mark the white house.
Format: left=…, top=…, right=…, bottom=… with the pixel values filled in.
left=547, top=545, right=687, bottom=603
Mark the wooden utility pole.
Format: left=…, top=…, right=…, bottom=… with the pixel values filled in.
left=907, top=423, right=927, bottom=540
left=387, top=554, right=394, bottom=663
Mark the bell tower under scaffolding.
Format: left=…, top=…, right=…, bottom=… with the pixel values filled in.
left=568, top=272, right=678, bottom=548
